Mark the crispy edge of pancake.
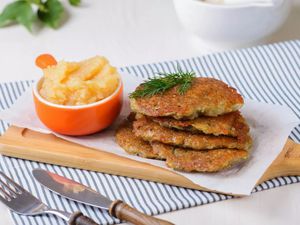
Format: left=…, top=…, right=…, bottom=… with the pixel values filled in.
left=133, top=115, right=252, bottom=151
left=151, top=142, right=249, bottom=172
left=115, top=115, right=162, bottom=159
left=130, top=77, right=244, bottom=119
left=148, top=111, right=249, bottom=137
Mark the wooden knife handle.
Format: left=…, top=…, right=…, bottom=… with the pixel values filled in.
left=69, top=212, right=99, bottom=225
left=109, top=200, right=174, bottom=225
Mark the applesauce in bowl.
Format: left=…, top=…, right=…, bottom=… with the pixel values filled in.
left=39, top=56, right=120, bottom=106
left=33, top=55, right=123, bottom=136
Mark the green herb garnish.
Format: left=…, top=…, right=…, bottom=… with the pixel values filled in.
left=0, top=0, right=81, bottom=32
left=130, top=67, right=196, bottom=99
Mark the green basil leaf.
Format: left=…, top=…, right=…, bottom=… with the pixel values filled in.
left=27, top=0, right=41, bottom=4
left=37, top=0, right=64, bottom=29
left=0, top=0, right=35, bottom=31
left=69, top=0, right=81, bottom=6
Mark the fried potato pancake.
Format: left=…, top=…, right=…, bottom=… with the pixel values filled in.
left=115, top=116, right=161, bottom=159
left=149, top=111, right=249, bottom=137
left=133, top=115, right=252, bottom=150
left=151, top=142, right=249, bottom=172
left=130, top=77, right=244, bottom=119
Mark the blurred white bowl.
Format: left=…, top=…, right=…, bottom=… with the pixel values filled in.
left=173, top=0, right=291, bottom=45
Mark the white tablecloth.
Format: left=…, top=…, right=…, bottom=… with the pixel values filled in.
left=0, top=0, right=300, bottom=224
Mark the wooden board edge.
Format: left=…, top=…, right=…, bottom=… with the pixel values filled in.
left=1, top=127, right=300, bottom=197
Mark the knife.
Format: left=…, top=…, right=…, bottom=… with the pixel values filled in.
left=32, top=169, right=174, bottom=225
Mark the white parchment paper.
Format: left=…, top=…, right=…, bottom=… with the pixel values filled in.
left=0, top=73, right=299, bottom=195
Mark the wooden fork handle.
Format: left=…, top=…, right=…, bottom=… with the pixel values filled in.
left=69, top=212, right=99, bottom=225
left=109, top=200, right=174, bottom=225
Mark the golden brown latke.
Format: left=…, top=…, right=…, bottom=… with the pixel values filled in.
left=149, top=111, right=249, bottom=137
left=130, top=77, right=244, bottom=119
left=133, top=115, right=252, bottom=151
left=115, top=116, right=161, bottom=159
left=151, top=142, right=249, bottom=172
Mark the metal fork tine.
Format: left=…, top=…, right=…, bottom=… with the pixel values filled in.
left=0, top=193, right=9, bottom=203
left=0, top=172, right=23, bottom=194
left=0, top=178, right=18, bottom=198
left=0, top=186, right=12, bottom=201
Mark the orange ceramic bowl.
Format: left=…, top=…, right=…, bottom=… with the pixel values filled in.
left=33, top=77, right=123, bottom=136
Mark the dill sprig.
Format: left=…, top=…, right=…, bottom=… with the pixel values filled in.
left=130, top=67, right=196, bottom=99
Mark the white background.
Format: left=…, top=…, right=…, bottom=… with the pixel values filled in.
left=0, top=0, right=300, bottom=224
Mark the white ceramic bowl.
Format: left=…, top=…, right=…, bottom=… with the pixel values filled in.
left=173, top=0, right=291, bottom=45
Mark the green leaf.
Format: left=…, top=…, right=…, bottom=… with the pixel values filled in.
left=0, top=0, right=35, bottom=31
left=28, top=0, right=48, bottom=12
left=37, top=0, right=64, bottom=29
left=69, top=0, right=81, bottom=6
left=27, top=0, right=41, bottom=4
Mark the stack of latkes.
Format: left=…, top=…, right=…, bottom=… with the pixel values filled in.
left=116, top=77, right=252, bottom=172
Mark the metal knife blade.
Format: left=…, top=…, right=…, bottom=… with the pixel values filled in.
left=32, top=169, right=112, bottom=210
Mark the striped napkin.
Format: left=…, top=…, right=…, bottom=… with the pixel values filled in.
left=0, top=40, right=300, bottom=225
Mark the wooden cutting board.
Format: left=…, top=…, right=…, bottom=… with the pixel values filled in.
left=0, top=126, right=300, bottom=195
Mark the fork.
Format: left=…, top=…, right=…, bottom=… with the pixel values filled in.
left=0, top=171, right=99, bottom=225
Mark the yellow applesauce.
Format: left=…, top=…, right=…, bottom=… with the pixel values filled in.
left=39, top=56, right=120, bottom=106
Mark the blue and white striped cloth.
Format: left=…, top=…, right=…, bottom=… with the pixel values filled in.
left=0, top=40, right=300, bottom=225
